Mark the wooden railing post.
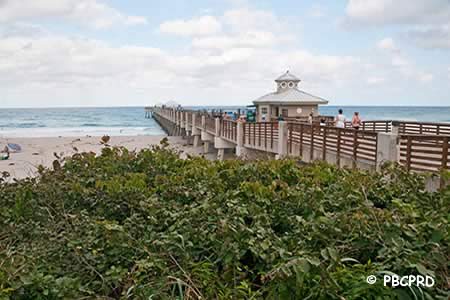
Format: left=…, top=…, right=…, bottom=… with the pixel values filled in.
left=288, top=124, right=293, bottom=154
left=271, top=123, right=274, bottom=149
left=442, top=137, right=449, bottom=169
left=405, top=136, right=412, bottom=171
left=322, top=126, right=327, bottom=161
left=253, top=123, right=256, bottom=145
left=299, top=124, right=304, bottom=157
left=352, top=130, right=358, bottom=169
left=276, top=121, right=288, bottom=159
left=215, top=118, right=220, bottom=136
left=185, top=112, right=191, bottom=133
left=236, top=122, right=245, bottom=157
left=441, top=137, right=449, bottom=189
left=264, top=123, right=267, bottom=149
left=201, top=115, right=206, bottom=130
left=336, top=129, right=341, bottom=167
left=258, top=123, right=261, bottom=147
left=310, top=125, right=315, bottom=161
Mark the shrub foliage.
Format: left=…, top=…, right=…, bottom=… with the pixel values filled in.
left=0, top=143, right=449, bottom=299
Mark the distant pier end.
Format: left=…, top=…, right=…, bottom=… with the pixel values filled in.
left=144, top=106, right=153, bottom=119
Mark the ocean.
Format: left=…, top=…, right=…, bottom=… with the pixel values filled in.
left=0, top=106, right=449, bottom=137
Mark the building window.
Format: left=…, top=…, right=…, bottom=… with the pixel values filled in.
left=282, top=109, right=289, bottom=117
left=261, top=107, right=268, bottom=114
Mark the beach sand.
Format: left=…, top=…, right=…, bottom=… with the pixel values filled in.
left=0, top=135, right=191, bottom=179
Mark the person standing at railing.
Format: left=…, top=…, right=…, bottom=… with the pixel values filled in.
left=351, top=112, right=362, bottom=130
left=308, top=112, right=313, bottom=124
left=277, top=114, right=284, bottom=121
left=320, top=118, right=326, bottom=126
left=335, top=109, right=346, bottom=128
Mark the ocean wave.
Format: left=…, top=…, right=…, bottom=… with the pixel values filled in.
left=0, top=126, right=165, bottom=138
left=0, top=122, right=46, bottom=128
left=81, top=123, right=103, bottom=127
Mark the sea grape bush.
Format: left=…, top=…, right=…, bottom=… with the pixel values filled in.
left=0, top=143, right=449, bottom=299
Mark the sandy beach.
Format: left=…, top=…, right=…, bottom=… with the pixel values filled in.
left=0, top=135, right=188, bottom=179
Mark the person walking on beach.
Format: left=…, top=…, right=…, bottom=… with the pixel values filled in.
left=335, top=109, right=346, bottom=128
left=351, top=112, right=362, bottom=130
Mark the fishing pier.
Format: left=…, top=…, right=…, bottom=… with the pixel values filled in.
left=150, top=106, right=450, bottom=189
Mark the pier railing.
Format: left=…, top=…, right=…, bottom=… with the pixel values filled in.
left=205, top=116, right=216, bottom=133
left=397, top=121, right=450, bottom=136
left=243, top=122, right=278, bottom=151
left=195, top=113, right=203, bottom=128
left=342, top=120, right=450, bottom=135
left=345, top=120, right=391, bottom=132
left=288, top=123, right=378, bottom=167
left=220, top=119, right=238, bottom=142
left=187, top=113, right=193, bottom=126
left=399, top=135, right=449, bottom=173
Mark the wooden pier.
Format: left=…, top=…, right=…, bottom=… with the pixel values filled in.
left=149, top=106, right=450, bottom=189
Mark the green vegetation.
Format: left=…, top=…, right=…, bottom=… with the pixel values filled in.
left=0, top=142, right=449, bottom=299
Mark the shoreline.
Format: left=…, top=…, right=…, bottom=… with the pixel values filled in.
left=0, top=135, right=192, bottom=179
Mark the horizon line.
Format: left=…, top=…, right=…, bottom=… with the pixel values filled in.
left=1, top=104, right=450, bottom=109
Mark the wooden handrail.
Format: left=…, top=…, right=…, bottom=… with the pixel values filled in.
left=399, top=134, right=450, bottom=180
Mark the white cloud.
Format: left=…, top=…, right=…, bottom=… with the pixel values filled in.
left=308, top=4, right=326, bottom=18
left=163, top=8, right=295, bottom=52
left=377, top=38, right=399, bottom=52
left=367, top=76, right=385, bottom=85
left=417, top=73, right=433, bottom=83
left=0, top=6, right=368, bottom=107
left=345, top=0, right=450, bottom=26
left=345, top=1, right=450, bottom=51
left=192, top=31, right=278, bottom=49
left=159, top=16, right=222, bottom=36
left=0, top=5, right=442, bottom=107
left=376, top=37, right=434, bottom=84
left=223, top=8, right=283, bottom=32
left=0, top=0, right=147, bottom=29
left=405, top=25, right=450, bottom=50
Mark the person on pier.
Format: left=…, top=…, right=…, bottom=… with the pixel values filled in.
left=335, top=109, right=346, bottom=128
left=308, top=112, right=313, bottom=124
left=351, top=112, right=362, bottom=130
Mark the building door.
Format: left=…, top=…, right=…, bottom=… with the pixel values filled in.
left=282, top=108, right=289, bottom=117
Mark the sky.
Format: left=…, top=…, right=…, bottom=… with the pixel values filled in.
left=0, top=0, right=450, bottom=108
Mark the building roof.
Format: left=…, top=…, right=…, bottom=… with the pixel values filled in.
left=165, top=100, right=180, bottom=107
left=275, top=70, right=300, bottom=82
left=253, top=88, right=329, bottom=104
left=253, top=71, right=329, bottom=105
